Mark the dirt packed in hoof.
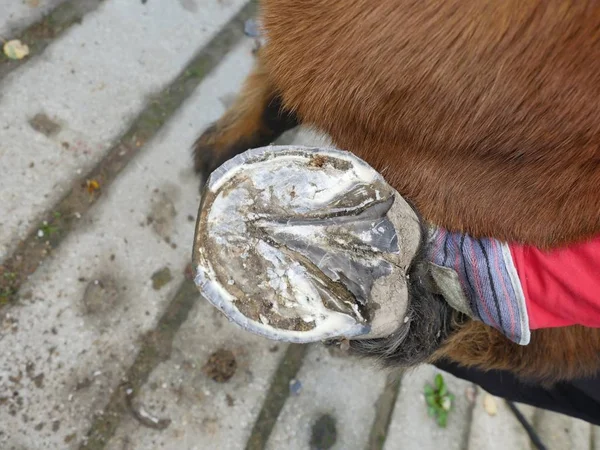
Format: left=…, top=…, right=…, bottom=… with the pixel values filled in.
left=308, top=154, right=327, bottom=167
left=203, top=349, right=237, bottom=383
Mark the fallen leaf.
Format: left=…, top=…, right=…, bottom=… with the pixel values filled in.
left=26, top=0, right=41, bottom=7
left=3, top=40, right=30, bottom=60
left=86, top=179, right=100, bottom=194
left=435, top=373, right=444, bottom=390
left=483, top=393, right=498, bottom=416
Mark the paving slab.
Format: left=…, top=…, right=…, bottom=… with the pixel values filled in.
left=265, top=345, right=387, bottom=450
left=0, top=37, right=257, bottom=450
left=0, top=0, right=65, bottom=37
left=0, top=0, right=248, bottom=258
left=534, top=409, right=591, bottom=450
left=105, top=290, right=287, bottom=450
left=467, top=390, right=536, bottom=450
left=385, top=365, right=474, bottom=450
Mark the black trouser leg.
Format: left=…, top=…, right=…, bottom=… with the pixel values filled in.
left=434, top=359, right=600, bottom=426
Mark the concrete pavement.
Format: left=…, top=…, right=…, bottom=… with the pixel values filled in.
left=0, top=1, right=597, bottom=449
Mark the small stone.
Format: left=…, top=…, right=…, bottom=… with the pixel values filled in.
left=289, top=379, right=302, bottom=396
left=244, top=19, right=260, bottom=38
left=483, top=393, right=498, bottom=416
left=465, top=385, right=477, bottom=404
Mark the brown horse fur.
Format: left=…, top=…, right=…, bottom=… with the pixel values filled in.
left=193, top=0, right=600, bottom=383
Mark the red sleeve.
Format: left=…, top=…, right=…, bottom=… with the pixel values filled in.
left=509, top=235, right=600, bottom=330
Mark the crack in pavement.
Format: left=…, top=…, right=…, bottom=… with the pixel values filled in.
left=460, top=385, right=477, bottom=450
left=80, top=278, right=199, bottom=449
left=0, top=0, right=259, bottom=309
left=245, top=344, right=309, bottom=450
left=80, top=126, right=302, bottom=449
left=366, top=370, right=403, bottom=450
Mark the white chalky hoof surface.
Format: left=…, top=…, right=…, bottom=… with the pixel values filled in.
left=194, top=146, right=421, bottom=343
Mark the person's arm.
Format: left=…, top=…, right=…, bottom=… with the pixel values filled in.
left=510, top=236, right=600, bottom=330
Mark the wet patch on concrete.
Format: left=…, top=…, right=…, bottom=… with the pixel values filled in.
left=82, top=276, right=122, bottom=315
left=178, top=0, right=198, bottom=13
left=29, top=113, right=61, bottom=137
left=203, top=349, right=237, bottom=383
left=310, top=413, right=337, bottom=450
left=151, top=267, right=172, bottom=291
left=148, top=186, right=179, bottom=241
